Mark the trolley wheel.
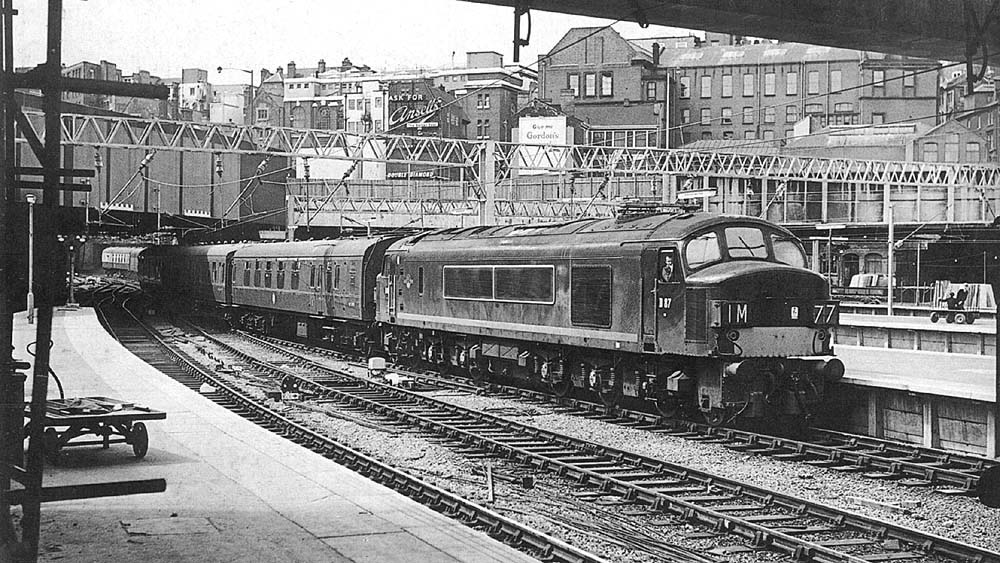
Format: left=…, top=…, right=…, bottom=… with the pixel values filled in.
left=946, top=313, right=955, bottom=323
left=966, top=314, right=976, bottom=325
left=131, top=422, right=149, bottom=459
left=929, top=312, right=940, bottom=323
left=43, top=428, right=60, bottom=464
left=954, top=312, right=967, bottom=325
left=702, top=408, right=728, bottom=427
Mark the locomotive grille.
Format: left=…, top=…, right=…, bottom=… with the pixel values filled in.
left=571, top=266, right=612, bottom=327
left=685, top=288, right=708, bottom=341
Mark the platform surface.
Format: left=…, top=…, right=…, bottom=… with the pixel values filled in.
left=836, top=344, right=996, bottom=402
left=841, top=312, right=996, bottom=334
left=12, top=309, right=538, bottom=563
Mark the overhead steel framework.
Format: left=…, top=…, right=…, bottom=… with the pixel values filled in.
left=20, top=112, right=1000, bottom=187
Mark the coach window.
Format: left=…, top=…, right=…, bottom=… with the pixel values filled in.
left=685, top=232, right=721, bottom=270
left=310, top=264, right=316, bottom=288
left=334, top=264, right=341, bottom=289
left=254, top=261, right=261, bottom=286
left=277, top=261, right=285, bottom=288
left=417, top=267, right=424, bottom=295
left=771, top=235, right=807, bottom=268
left=291, top=261, right=300, bottom=289
left=265, top=261, right=272, bottom=288
left=326, top=265, right=333, bottom=292
left=243, top=263, right=250, bottom=286
left=571, top=266, right=612, bottom=327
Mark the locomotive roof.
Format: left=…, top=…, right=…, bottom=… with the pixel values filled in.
left=400, top=212, right=790, bottom=246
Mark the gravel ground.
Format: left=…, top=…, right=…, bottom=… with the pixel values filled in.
left=169, top=328, right=1000, bottom=560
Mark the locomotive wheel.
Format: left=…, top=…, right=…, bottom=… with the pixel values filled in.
left=654, top=392, right=681, bottom=419
left=548, top=378, right=572, bottom=398
left=702, top=408, right=729, bottom=427
left=599, top=381, right=622, bottom=409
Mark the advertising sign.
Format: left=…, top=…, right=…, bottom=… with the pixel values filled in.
left=516, top=116, right=569, bottom=175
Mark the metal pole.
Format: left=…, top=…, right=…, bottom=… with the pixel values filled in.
left=887, top=204, right=895, bottom=316
left=67, top=243, right=76, bottom=307
left=827, top=229, right=832, bottom=280
left=25, top=196, right=34, bottom=324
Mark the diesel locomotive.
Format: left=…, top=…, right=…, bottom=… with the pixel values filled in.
left=141, top=211, right=843, bottom=426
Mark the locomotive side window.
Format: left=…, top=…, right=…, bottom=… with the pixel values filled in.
left=571, top=265, right=612, bottom=328
left=724, top=227, right=767, bottom=259
left=265, top=261, right=272, bottom=288
left=495, top=266, right=554, bottom=303
left=254, top=261, right=261, bottom=287
left=309, top=264, right=316, bottom=288
left=771, top=235, right=807, bottom=268
left=326, top=266, right=333, bottom=291
left=685, top=232, right=721, bottom=270
left=658, top=250, right=677, bottom=282
left=334, top=265, right=341, bottom=289
left=443, top=266, right=493, bottom=300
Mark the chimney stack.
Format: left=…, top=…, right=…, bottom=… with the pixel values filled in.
left=318, top=59, right=327, bottom=73
left=287, top=61, right=297, bottom=78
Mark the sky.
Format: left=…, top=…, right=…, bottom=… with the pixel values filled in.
left=13, top=0, right=696, bottom=84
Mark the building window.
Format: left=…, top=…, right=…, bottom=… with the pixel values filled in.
left=872, top=69, right=885, bottom=96
left=476, top=94, right=484, bottom=108
left=786, top=105, right=799, bottom=123
left=567, top=74, right=580, bottom=97
left=903, top=72, right=915, bottom=97
left=700, top=75, right=712, bottom=98
left=762, top=130, right=775, bottom=140
left=786, top=72, right=798, bottom=96
left=582, top=73, right=596, bottom=96
left=700, top=108, right=711, bottom=124
left=872, top=112, right=886, bottom=124
left=483, top=119, right=490, bottom=138
left=742, top=73, right=754, bottom=97
left=923, top=142, right=938, bottom=162
left=256, top=107, right=269, bottom=120
left=742, top=106, right=754, bottom=124
left=764, top=107, right=776, bottom=123
left=476, top=119, right=483, bottom=139
left=807, top=71, right=820, bottom=95
left=721, top=107, right=732, bottom=125
left=830, top=70, right=842, bottom=93
left=645, top=81, right=657, bottom=100
left=374, top=119, right=382, bottom=132
left=722, top=131, right=734, bottom=140
left=945, top=136, right=959, bottom=162
left=701, top=131, right=712, bottom=140
left=805, top=103, right=823, bottom=115
left=722, top=74, right=733, bottom=97
left=600, top=72, right=613, bottom=96
left=680, top=108, right=690, bottom=123
left=744, top=130, right=756, bottom=140
left=865, top=253, right=884, bottom=274
left=764, top=72, right=775, bottom=96
left=834, top=102, right=853, bottom=113
left=679, top=76, right=690, bottom=99
left=967, top=141, right=982, bottom=162
left=483, top=93, right=491, bottom=108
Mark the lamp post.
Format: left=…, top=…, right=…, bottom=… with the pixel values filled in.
left=815, top=223, right=846, bottom=286
left=217, top=67, right=255, bottom=126
left=25, top=193, right=36, bottom=324
left=57, top=234, right=87, bottom=309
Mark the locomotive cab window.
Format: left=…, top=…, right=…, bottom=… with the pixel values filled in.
left=771, top=234, right=807, bottom=268
left=724, top=227, right=768, bottom=259
left=658, top=249, right=678, bottom=282
left=685, top=232, right=721, bottom=270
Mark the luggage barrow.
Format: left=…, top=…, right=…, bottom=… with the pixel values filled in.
left=24, top=396, right=167, bottom=464
left=929, top=308, right=980, bottom=324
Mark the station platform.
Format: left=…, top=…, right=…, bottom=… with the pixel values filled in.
left=11, top=308, right=538, bottom=563
left=837, top=313, right=996, bottom=356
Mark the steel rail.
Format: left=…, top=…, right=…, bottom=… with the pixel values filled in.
left=248, top=331, right=996, bottom=493
left=209, top=329, right=1000, bottom=563
left=97, top=304, right=609, bottom=563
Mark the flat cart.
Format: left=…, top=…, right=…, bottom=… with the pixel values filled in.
left=929, top=308, right=981, bottom=324
left=24, top=396, right=166, bottom=463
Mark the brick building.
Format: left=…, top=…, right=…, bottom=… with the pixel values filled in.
left=61, top=61, right=167, bottom=119
left=664, top=42, right=940, bottom=145
left=433, top=51, right=532, bottom=141
left=537, top=27, right=675, bottom=148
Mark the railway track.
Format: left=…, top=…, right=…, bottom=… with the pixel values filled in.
left=187, top=323, right=1000, bottom=563
left=94, top=300, right=608, bottom=563
left=238, top=329, right=998, bottom=500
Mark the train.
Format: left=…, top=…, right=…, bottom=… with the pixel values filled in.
left=133, top=211, right=844, bottom=426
